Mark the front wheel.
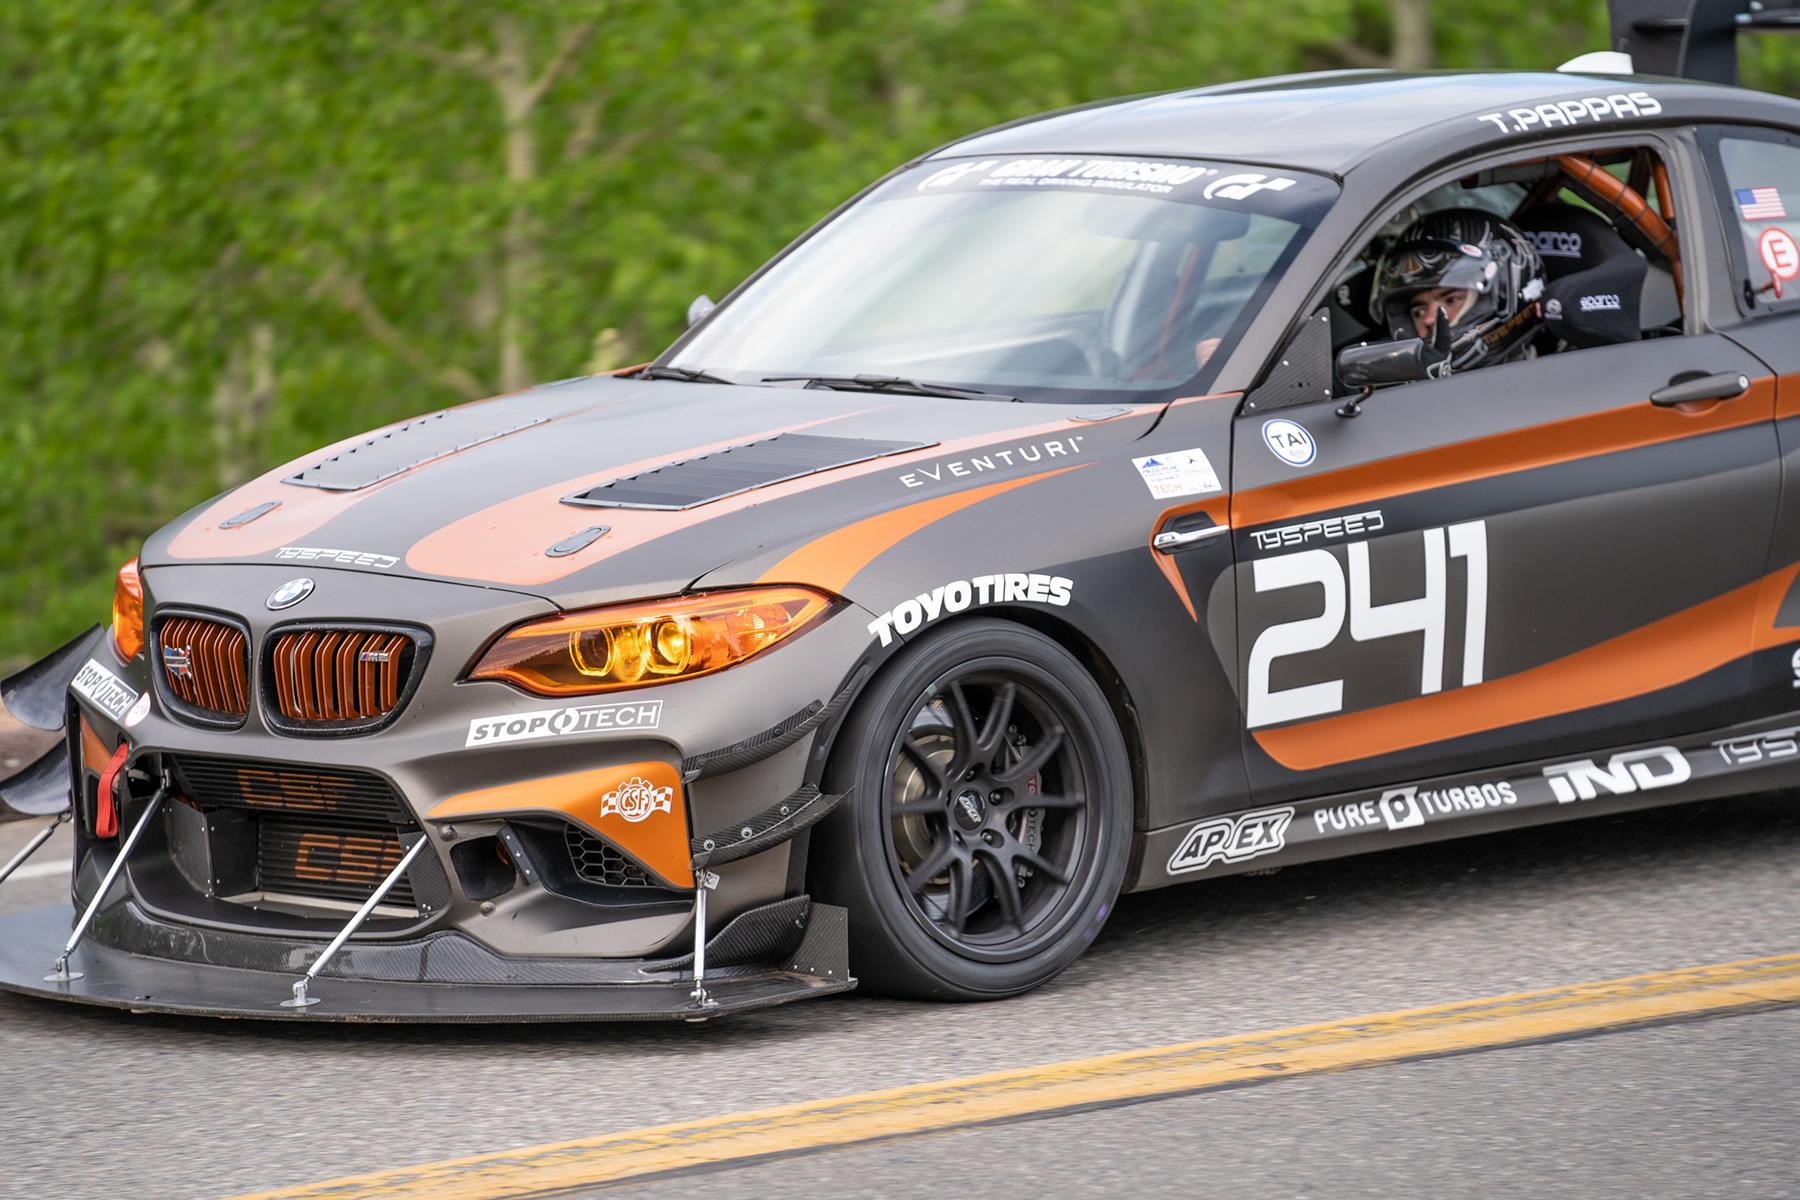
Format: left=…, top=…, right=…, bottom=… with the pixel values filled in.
left=812, top=619, right=1132, bottom=999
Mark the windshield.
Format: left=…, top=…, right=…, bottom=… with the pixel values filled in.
left=668, top=155, right=1337, bottom=402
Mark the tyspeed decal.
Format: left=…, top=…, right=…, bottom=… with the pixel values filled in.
left=275, top=545, right=399, bottom=570
left=599, top=775, right=675, bottom=823
left=466, top=700, right=663, bottom=748
left=1131, top=448, right=1221, bottom=499
left=1261, top=419, right=1315, bottom=467
left=868, top=574, right=1073, bottom=647
left=898, top=437, right=1085, bottom=489
left=1715, top=726, right=1800, bottom=766
left=1474, top=91, right=1661, bottom=135
left=1167, top=806, right=1292, bottom=875
left=1247, top=510, right=1384, bottom=554
left=1542, top=746, right=1689, bottom=803
left=71, top=659, right=139, bottom=723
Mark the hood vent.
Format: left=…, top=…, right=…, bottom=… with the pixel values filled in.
left=563, top=433, right=931, bottom=511
left=286, top=410, right=548, bottom=492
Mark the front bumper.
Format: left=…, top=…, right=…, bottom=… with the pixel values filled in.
left=0, top=888, right=852, bottom=1022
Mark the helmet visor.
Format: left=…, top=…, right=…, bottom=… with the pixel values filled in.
left=1382, top=237, right=1494, bottom=296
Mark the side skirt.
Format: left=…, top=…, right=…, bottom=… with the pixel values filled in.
left=1131, top=711, right=1800, bottom=890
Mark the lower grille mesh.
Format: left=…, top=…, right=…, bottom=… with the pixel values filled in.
left=564, top=824, right=654, bottom=888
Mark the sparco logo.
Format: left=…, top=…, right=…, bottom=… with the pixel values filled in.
left=600, top=776, right=674, bottom=823
left=1167, top=807, right=1292, bottom=875
left=1528, top=229, right=1583, bottom=259
left=1542, top=746, right=1689, bottom=804
left=1579, top=293, right=1623, bottom=312
left=1201, top=173, right=1296, bottom=202
left=465, top=700, right=662, bottom=748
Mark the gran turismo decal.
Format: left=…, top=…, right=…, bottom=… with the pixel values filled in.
left=1201, top=173, right=1296, bottom=202
left=71, top=659, right=139, bottom=723
left=1247, top=510, right=1385, bottom=554
left=275, top=545, right=399, bottom=570
left=1246, top=520, right=1488, bottom=729
left=920, top=157, right=1218, bottom=198
left=898, top=436, right=1085, bottom=489
left=465, top=700, right=664, bottom=748
left=1131, top=447, right=1222, bottom=500
left=1715, top=726, right=1800, bottom=767
left=1313, top=780, right=1518, bottom=835
left=599, top=775, right=674, bottom=823
left=1167, top=806, right=1293, bottom=875
left=1542, top=745, right=1689, bottom=804
left=868, top=573, right=1074, bottom=647
left=1475, top=90, right=1662, bottom=135
left=1261, top=419, right=1315, bottom=467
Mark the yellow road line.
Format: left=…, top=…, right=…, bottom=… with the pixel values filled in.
left=232, top=953, right=1800, bottom=1200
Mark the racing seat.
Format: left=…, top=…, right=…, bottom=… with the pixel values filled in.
left=1513, top=205, right=1649, bottom=348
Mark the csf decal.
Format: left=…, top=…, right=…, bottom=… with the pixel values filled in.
left=1475, top=91, right=1661, bottom=135
left=1167, top=806, right=1293, bottom=875
left=868, top=573, right=1073, bottom=647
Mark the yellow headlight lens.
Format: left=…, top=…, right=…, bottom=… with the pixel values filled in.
left=111, top=558, right=145, bottom=661
left=467, top=587, right=835, bottom=697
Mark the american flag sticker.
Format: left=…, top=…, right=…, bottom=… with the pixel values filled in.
left=1737, top=186, right=1788, bottom=220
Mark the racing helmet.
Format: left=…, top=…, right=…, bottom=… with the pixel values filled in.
left=1370, top=209, right=1547, bottom=372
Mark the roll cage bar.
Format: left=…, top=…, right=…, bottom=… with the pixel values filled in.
left=1611, top=0, right=1800, bottom=84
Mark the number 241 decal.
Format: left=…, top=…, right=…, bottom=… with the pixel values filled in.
left=1247, top=521, right=1488, bottom=729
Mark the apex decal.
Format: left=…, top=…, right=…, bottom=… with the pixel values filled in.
left=1167, top=807, right=1293, bottom=875
left=868, top=574, right=1073, bottom=647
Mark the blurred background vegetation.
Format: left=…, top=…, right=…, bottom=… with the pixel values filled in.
left=6, top=0, right=1799, bottom=668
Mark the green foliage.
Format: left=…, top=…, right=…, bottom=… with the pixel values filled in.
left=0, top=0, right=1713, bottom=666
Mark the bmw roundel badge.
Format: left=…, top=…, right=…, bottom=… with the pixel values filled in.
left=267, top=577, right=315, bottom=610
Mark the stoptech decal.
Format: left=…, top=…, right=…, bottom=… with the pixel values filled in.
left=466, top=700, right=663, bottom=748
left=1542, top=746, right=1689, bottom=803
left=868, top=573, right=1073, bottom=647
left=1247, top=509, right=1384, bottom=554
left=898, top=436, right=1085, bottom=489
left=71, top=659, right=139, bottom=723
left=1475, top=91, right=1661, bottom=135
left=1167, top=807, right=1293, bottom=875
left=1246, top=520, right=1488, bottom=729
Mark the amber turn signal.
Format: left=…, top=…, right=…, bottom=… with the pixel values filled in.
left=112, top=557, right=145, bottom=661
left=467, top=586, right=835, bottom=697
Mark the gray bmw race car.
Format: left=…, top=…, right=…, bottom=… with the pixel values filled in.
left=5, top=0, right=1800, bottom=1021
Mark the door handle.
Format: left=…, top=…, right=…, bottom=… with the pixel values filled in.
left=1153, top=524, right=1231, bottom=552
left=1649, top=371, right=1751, bottom=407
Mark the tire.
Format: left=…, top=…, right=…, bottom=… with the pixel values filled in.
left=811, top=618, right=1132, bottom=1000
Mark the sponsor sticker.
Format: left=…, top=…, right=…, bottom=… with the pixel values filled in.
left=1529, top=229, right=1583, bottom=259
left=1578, top=293, right=1622, bottom=312
left=1714, top=726, right=1800, bottom=767
left=919, top=156, right=1217, bottom=199
left=71, top=659, right=139, bottom=723
left=598, top=775, right=674, bottom=823
left=1758, top=228, right=1799, bottom=297
left=1313, top=781, right=1519, bottom=836
left=1167, top=806, right=1293, bottom=875
left=275, top=545, right=399, bottom=570
left=1542, top=746, right=1689, bottom=804
left=1737, top=186, right=1788, bottom=221
left=1474, top=90, right=1662, bottom=135
left=465, top=700, right=663, bottom=748
left=1260, top=418, right=1316, bottom=468
left=123, top=690, right=152, bottom=729
left=1201, top=173, right=1296, bottom=202
left=898, top=436, right=1085, bottom=489
left=1247, top=509, right=1383, bottom=553
left=1131, top=448, right=1222, bottom=499
left=867, top=573, right=1073, bottom=648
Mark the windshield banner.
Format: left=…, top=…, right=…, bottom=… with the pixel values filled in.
left=905, top=155, right=1336, bottom=221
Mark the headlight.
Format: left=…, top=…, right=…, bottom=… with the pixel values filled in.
left=112, top=558, right=144, bottom=661
left=466, top=586, right=835, bottom=697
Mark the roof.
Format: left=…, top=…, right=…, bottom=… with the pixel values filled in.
left=934, top=69, right=1794, bottom=175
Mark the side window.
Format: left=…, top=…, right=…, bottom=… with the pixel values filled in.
left=1705, top=126, right=1800, bottom=315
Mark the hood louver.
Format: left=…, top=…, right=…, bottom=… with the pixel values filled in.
left=286, top=410, right=549, bottom=492
left=562, top=433, right=931, bottom=511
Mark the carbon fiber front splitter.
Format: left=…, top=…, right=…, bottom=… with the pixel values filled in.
left=0, top=900, right=854, bottom=1023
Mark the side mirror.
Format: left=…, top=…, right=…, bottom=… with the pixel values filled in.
left=1335, top=312, right=1454, bottom=391
left=685, top=294, right=716, bottom=329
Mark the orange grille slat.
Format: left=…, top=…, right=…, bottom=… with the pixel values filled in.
left=158, top=617, right=249, bottom=719
left=270, top=628, right=413, bottom=725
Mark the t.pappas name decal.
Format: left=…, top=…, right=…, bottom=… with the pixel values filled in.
left=868, top=574, right=1073, bottom=647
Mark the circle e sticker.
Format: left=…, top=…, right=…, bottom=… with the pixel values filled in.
left=1759, top=227, right=1799, bottom=282
left=1261, top=418, right=1316, bottom=468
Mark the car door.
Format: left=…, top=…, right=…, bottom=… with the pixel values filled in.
left=1229, top=182, right=1780, bottom=805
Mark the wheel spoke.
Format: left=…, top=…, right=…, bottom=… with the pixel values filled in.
left=1017, top=849, right=1070, bottom=886
left=995, top=725, right=1064, bottom=785
left=976, top=682, right=1017, bottom=759
left=890, top=794, right=946, bottom=816
left=943, top=857, right=974, bottom=934
left=981, top=852, right=1025, bottom=933
left=903, top=837, right=956, bottom=893
left=1019, top=790, right=1086, bottom=810
left=899, top=736, right=947, bottom=793
left=945, top=681, right=979, bottom=763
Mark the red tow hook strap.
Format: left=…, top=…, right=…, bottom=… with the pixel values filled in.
left=95, top=744, right=130, bottom=839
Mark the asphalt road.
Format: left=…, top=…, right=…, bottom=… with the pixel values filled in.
left=0, top=788, right=1796, bottom=1199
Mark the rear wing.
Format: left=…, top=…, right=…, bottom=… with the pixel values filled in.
left=1609, top=0, right=1800, bottom=84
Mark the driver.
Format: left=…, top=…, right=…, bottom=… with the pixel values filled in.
left=1369, top=209, right=1547, bottom=372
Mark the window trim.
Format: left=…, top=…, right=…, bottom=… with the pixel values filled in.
left=1698, top=122, right=1800, bottom=321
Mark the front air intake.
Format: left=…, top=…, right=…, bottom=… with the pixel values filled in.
left=266, top=626, right=424, bottom=734
left=157, top=615, right=250, bottom=724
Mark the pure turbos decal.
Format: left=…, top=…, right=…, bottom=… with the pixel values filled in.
left=867, top=574, right=1074, bottom=647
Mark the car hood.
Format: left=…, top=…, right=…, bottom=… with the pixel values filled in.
left=142, top=374, right=1160, bottom=610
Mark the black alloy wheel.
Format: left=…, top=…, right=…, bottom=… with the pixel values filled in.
left=813, top=619, right=1132, bottom=999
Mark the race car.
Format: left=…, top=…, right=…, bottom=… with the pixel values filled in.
left=5, top=0, right=1800, bottom=1021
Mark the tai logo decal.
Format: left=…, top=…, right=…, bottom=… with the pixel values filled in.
left=868, top=573, right=1073, bottom=647
left=599, top=775, right=674, bottom=823
left=1542, top=746, right=1689, bottom=803
left=1261, top=419, right=1315, bottom=467
left=1167, top=807, right=1293, bottom=875
left=1202, top=173, right=1296, bottom=202
left=466, top=700, right=663, bottom=748
left=71, top=659, right=139, bottom=723
left=266, top=578, right=315, bottom=610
